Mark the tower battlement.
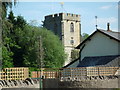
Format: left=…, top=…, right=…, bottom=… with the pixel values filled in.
left=45, top=13, right=62, bottom=19
left=63, top=13, right=80, bottom=21
left=45, top=13, right=80, bottom=21
left=64, top=13, right=80, bottom=17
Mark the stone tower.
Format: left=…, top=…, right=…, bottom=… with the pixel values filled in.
left=43, top=13, right=81, bottom=65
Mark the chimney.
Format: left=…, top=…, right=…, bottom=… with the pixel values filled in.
left=107, top=23, right=111, bottom=31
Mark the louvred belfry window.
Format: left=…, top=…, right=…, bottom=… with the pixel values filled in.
left=70, top=22, right=74, bottom=32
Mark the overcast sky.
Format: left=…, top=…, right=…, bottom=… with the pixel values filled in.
left=12, top=2, right=118, bottom=34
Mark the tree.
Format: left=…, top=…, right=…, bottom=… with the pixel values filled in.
left=2, top=20, right=14, bottom=68
left=1, top=0, right=17, bottom=68
left=39, top=28, right=66, bottom=68
left=6, top=13, right=66, bottom=68
left=7, top=14, right=27, bottom=67
left=2, top=1, right=66, bottom=69
left=81, top=33, right=89, bottom=42
left=21, top=26, right=66, bottom=68
left=2, top=46, right=14, bottom=68
left=2, top=11, right=16, bottom=68
left=2, top=11, right=26, bottom=68
left=8, top=11, right=15, bottom=24
left=71, top=49, right=79, bottom=61
left=15, top=16, right=27, bottom=29
left=2, top=1, right=17, bottom=19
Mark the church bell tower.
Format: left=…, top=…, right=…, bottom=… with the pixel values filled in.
left=43, top=13, right=81, bottom=65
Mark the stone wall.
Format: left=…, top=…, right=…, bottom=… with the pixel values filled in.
left=59, top=75, right=120, bottom=88
left=1, top=76, right=120, bottom=89
left=42, top=76, right=120, bottom=88
left=59, top=79, right=119, bottom=88
left=43, top=79, right=59, bottom=88
left=0, top=78, right=39, bottom=89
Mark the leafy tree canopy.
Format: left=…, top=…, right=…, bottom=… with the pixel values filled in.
left=81, top=33, right=89, bottom=42
left=2, top=11, right=66, bottom=69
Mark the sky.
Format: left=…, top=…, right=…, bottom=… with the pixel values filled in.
left=12, top=2, right=118, bottom=34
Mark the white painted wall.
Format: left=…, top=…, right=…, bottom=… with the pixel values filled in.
left=81, top=32, right=119, bottom=60
left=67, top=31, right=120, bottom=68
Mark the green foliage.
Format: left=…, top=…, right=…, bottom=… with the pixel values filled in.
left=2, top=2, right=66, bottom=69
left=15, top=16, right=27, bottom=29
left=81, top=33, right=89, bottom=42
left=39, top=28, right=66, bottom=68
left=21, top=26, right=66, bottom=68
left=2, top=19, right=14, bottom=68
left=2, top=0, right=17, bottom=19
left=8, top=11, right=15, bottom=24
left=2, top=2, right=12, bottom=19
left=115, top=89, right=120, bottom=90
left=2, top=46, right=13, bottom=68
left=71, top=49, right=79, bottom=61
left=3, top=13, right=66, bottom=69
left=2, top=1, right=17, bottom=68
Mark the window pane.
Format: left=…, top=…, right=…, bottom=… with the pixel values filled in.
left=70, top=23, right=74, bottom=32
left=70, top=40, right=74, bottom=45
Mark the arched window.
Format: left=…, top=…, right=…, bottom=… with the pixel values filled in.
left=70, top=22, right=74, bottom=32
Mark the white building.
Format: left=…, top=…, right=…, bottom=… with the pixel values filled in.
left=64, top=23, right=120, bottom=68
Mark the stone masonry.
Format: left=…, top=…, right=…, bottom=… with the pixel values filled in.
left=43, top=13, right=81, bottom=65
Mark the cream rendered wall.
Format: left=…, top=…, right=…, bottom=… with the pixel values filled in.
left=81, top=32, right=119, bottom=60
left=67, top=31, right=120, bottom=68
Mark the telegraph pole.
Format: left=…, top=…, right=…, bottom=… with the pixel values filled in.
left=37, top=36, right=44, bottom=90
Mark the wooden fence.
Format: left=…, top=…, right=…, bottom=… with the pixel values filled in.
left=61, top=67, right=119, bottom=78
left=32, top=71, right=59, bottom=79
left=31, top=67, right=119, bottom=79
left=32, top=68, right=60, bottom=79
left=61, top=67, right=87, bottom=77
left=0, top=67, right=29, bottom=80
left=87, top=67, right=119, bottom=76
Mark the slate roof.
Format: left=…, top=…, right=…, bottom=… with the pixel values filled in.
left=99, top=29, right=120, bottom=41
left=77, top=55, right=120, bottom=67
left=76, top=29, right=120, bottom=49
left=62, top=58, right=79, bottom=68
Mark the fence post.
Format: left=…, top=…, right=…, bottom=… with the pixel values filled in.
left=98, top=67, right=99, bottom=76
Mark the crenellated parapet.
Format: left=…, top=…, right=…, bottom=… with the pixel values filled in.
left=62, top=13, right=80, bottom=22
left=45, top=13, right=80, bottom=22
